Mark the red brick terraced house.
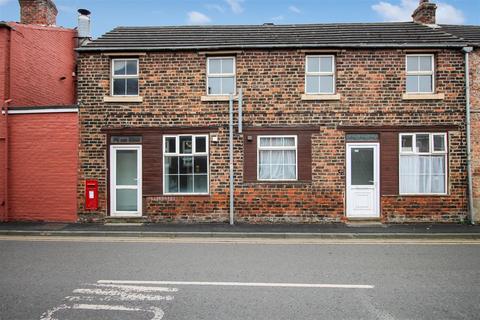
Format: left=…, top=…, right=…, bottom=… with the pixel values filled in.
left=439, top=24, right=480, bottom=223
left=0, top=0, right=78, bottom=222
left=76, top=0, right=479, bottom=224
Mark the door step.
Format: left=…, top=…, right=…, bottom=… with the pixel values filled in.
left=104, top=217, right=147, bottom=225
left=346, top=220, right=384, bottom=227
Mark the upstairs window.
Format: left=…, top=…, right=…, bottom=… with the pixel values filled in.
left=207, top=57, right=235, bottom=95
left=112, top=59, right=139, bottom=96
left=163, top=135, right=209, bottom=194
left=305, top=55, right=335, bottom=94
left=399, top=133, right=447, bottom=195
left=406, top=54, right=434, bottom=93
left=258, top=136, right=297, bottom=181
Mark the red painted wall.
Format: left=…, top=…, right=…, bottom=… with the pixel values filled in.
left=7, top=113, right=78, bottom=222
left=0, top=22, right=78, bottom=222
left=8, top=23, right=76, bottom=106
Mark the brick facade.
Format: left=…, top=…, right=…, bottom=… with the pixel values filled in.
left=77, top=48, right=468, bottom=223
left=470, top=49, right=480, bottom=222
left=19, top=0, right=58, bottom=26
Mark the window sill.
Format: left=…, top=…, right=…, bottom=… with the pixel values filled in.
left=103, top=96, right=143, bottom=103
left=201, top=95, right=237, bottom=102
left=301, top=94, right=341, bottom=101
left=402, top=93, right=444, bottom=100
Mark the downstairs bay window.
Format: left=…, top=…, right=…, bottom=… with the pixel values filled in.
left=399, top=133, right=447, bottom=195
left=163, top=134, right=209, bottom=194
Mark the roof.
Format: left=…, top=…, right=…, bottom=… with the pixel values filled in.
left=439, top=24, right=480, bottom=45
left=0, top=21, right=12, bottom=29
left=78, top=22, right=469, bottom=52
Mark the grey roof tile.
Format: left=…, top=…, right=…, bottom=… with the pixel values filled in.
left=439, top=24, right=480, bottom=45
left=78, top=22, right=469, bottom=52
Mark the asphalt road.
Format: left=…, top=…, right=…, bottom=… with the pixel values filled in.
left=0, top=237, right=479, bottom=320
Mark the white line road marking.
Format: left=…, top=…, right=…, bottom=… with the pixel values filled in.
left=95, top=283, right=179, bottom=292
left=98, top=280, right=374, bottom=289
left=1, top=235, right=478, bottom=245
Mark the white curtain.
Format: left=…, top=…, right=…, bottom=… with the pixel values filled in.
left=259, top=150, right=296, bottom=180
left=400, top=155, right=445, bottom=194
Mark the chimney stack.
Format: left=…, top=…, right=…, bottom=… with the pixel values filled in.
left=412, top=0, right=437, bottom=25
left=18, top=0, right=58, bottom=26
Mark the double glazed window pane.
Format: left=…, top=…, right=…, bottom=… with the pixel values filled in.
left=351, top=148, right=374, bottom=185
left=306, top=56, right=334, bottom=94
left=208, top=58, right=234, bottom=74
left=112, top=59, right=139, bottom=96
left=406, top=75, right=432, bottom=93
left=306, top=75, right=334, bottom=94
left=406, top=55, right=433, bottom=93
left=114, top=60, right=137, bottom=76
left=307, top=56, right=333, bottom=73
left=406, top=56, right=432, bottom=72
left=258, top=137, right=297, bottom=180
left=400, top=155, right=445, bottom=194
left=207, top=58, right=235, bottom=95
left=399, top=133, right=447, bottom=194
left=164, top=135, right=209, bottom=194
left=208, top=77, right=234, bottom=95
left=116, top=150, right=137, bottom=185
left=165, top=156, right=208, bottom=193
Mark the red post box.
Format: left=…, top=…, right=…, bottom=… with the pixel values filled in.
left=85, top=179, right=98, bottom=210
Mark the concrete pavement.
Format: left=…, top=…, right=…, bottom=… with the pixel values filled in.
left=0, top=222, right=479, bottom=239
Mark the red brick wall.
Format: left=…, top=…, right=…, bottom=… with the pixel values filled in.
left=77, top=49, right=468, bottom=223
left=3, top=113, right=78, bottom=222
left=0, top=27, right=9, bottom=105
left=470, top=49, right=480, bottom=222
left=9, top=23, right=76, bottom=107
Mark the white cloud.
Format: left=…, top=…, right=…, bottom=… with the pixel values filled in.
left=372, top=0, right=465, bottom=24
left=372, top=0, right=417, bottom=21
left=225, top=0, right=244, bottom=14
left=436, top=3, right=465, bottom=24
left=206, top=4, right=226, bottom=13
left=0, top=0, right=11, bottom=6
left=271, top=15, right=284, bottom=22
left=187, top=11, right=211, bottom=25
left=288, top=5, right=301, bottom=14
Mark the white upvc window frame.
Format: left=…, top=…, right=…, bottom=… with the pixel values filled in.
left=398, top=132, right=448, bottom=195
left=305, top=55, right=336, bottom=95
left=405, top=54, right=435, bottom=94
left=257, top=135, right=298, bottom=181
left=111, top=58, right=140, bottom=96
left=163, top=134, right=209, bottom=195
left=206, top=56, right=236, bottom=96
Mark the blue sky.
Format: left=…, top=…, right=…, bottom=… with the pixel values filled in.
left=1, top=0, right=479, bottom=38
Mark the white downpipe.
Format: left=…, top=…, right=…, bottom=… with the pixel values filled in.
left=463, top=47, right=475, bottom=224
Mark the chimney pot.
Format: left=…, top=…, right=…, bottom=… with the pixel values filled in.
left=18, top=0, right=58, bottom=26
left=412, top=0, right=437, bottom=25
left=77, top=8, right=91, bottom=45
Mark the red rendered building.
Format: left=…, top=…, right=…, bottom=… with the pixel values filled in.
left=0, top=0, right=78, bottom=222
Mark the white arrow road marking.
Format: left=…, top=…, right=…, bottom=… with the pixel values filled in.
left=40, top=283, right=176, bottom=320
left=98, top=280, right=374, bottom=289
left=72, top=304, right=164, bottom=319
left=70, top=288, right=175, bottom=301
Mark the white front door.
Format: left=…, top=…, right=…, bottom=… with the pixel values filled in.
left=110, top=145, right=142, bottom=217
left=346, top=143, right=380, bottom=218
